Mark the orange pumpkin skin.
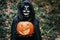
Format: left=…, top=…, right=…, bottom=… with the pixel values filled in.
left=16, top=21, right=34, bottom=36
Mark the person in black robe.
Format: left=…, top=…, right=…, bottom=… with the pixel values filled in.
left=11, top=0, right=42, bottom=40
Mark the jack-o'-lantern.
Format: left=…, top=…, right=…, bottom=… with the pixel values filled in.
left=16, top=21, right=34, bottom=36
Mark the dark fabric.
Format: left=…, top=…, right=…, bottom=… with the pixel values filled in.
left=11, top=18, right=42, bottom=40
left=11, top=0, right=42, bottom=40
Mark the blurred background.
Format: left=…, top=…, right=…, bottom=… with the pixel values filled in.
left=0, top=0, right=60, bottom=40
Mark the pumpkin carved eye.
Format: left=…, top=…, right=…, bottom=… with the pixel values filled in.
left=16, top=22, right=34, bottom=36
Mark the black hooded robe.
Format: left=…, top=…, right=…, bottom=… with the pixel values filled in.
left=11, top=0, right=42, bottom=40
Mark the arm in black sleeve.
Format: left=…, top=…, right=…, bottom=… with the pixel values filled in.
left=11, top=18, right=18, bottom=40
left=35, top=19, right=42, bottom=40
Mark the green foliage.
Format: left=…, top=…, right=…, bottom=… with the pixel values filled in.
left=0, top=4, right=17, bottom=39
left=0, top=11, right=7, bottom=38
left=34, top=1, right=60, bottom=39
left=0, top=0, right=7, bottom=10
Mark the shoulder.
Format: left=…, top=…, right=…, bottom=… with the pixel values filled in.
left=34, top=18, right=39, bottom=25
left=34, top=18, right=39, bottom=23
left=12, top=17, right=19, bottom=24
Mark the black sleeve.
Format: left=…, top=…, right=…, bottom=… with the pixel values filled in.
left=35, top=19, right=42, bottom=40
left=11, top=18, right=18, bottom=40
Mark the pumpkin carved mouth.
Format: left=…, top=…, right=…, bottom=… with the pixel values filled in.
left=19, top=29, right=30, bottom=35
left=16, top=22, right=34, bottom=36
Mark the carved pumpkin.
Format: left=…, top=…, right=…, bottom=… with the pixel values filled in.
left=16, top=21, right=34, bottom=36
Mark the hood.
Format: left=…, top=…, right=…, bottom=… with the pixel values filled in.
left=17, top=0, right=35, bottom=21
